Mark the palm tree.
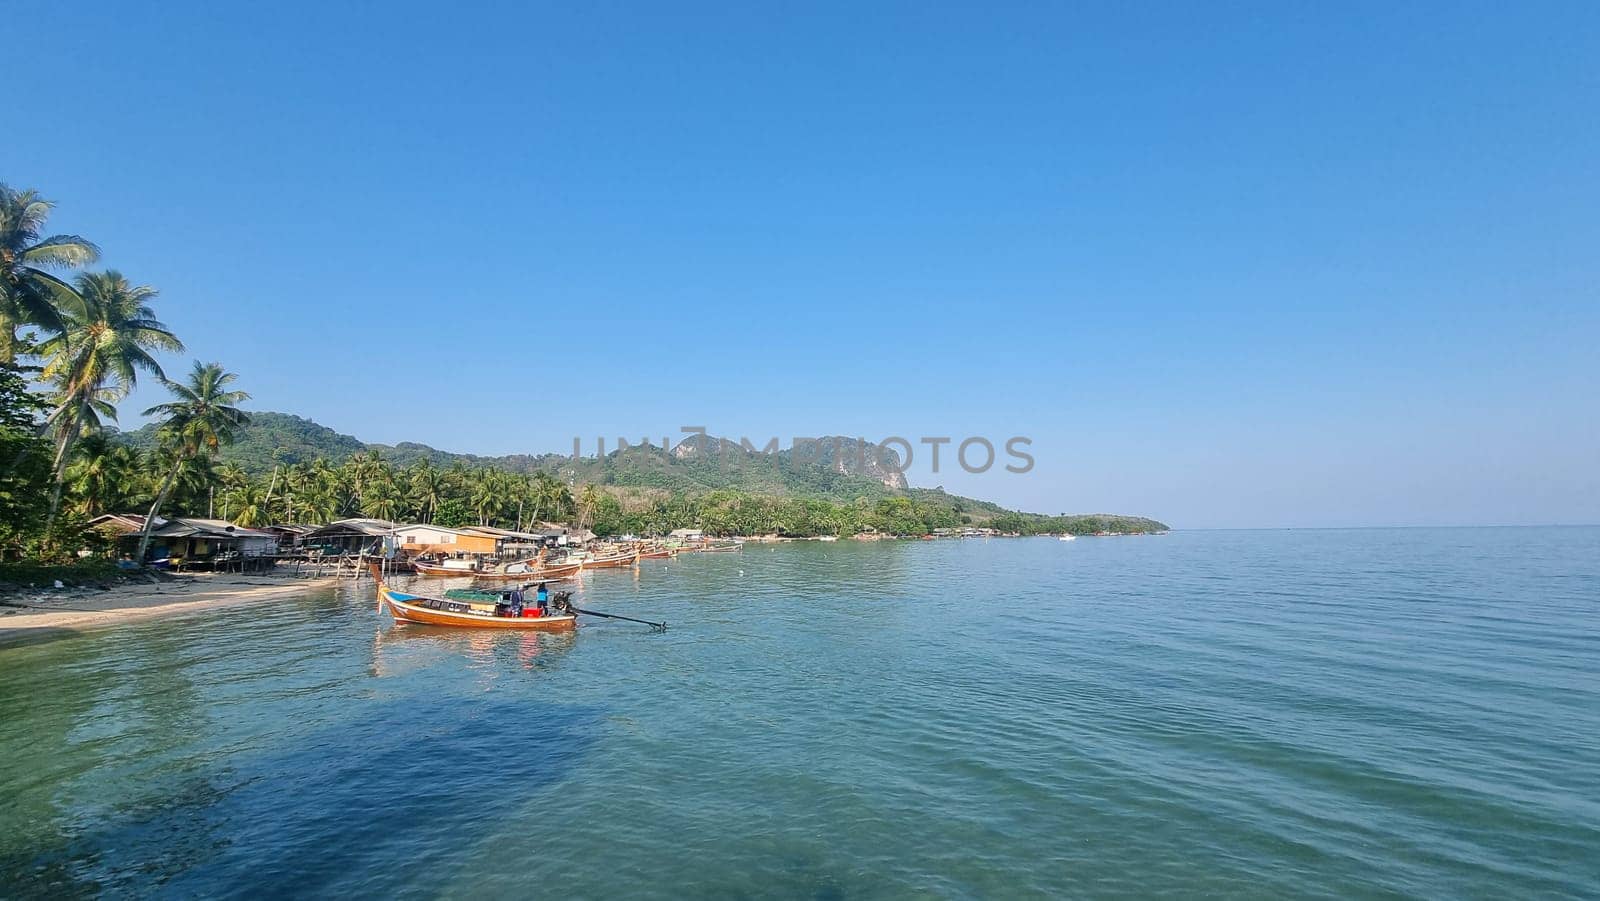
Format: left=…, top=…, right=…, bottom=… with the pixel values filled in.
left=134, top=362, right=250, bottom=563
left=470, top=469, right=505, bottom=526
left=0, top=185, right=100, bottom=363
left=576, top=484, right=602, bottom=530
left=408, top=462, right=446, bottom=523
left=38, top=272, right=182, bottom=518
left=64, top=433, right=146, bottom=518
left=225, top=482, right=268, bottom=527
left=546, top=480, right=574, bottom=523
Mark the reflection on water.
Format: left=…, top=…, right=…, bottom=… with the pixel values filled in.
left=1, top=532, right=1598, bottom=897
left=369, top=623, right=577, bottom=680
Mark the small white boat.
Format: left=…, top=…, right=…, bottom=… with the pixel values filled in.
left=1058, top=535, right=1076, bottom=542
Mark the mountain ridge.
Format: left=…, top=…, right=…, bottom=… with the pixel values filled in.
left=119, top=411, right=1168, bottom=532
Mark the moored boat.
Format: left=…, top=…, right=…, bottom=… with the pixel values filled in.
left=412, top=558, right=481, bottom=576
left=370, top=565, right=577, bottom=631
left=469, top=560, right=583, bottom=581
left=580, top=549, right=641, bottom=569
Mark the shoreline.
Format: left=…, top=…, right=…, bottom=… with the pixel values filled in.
left=0, top=574, right=340, bottom=647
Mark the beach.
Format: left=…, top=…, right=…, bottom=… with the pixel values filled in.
left=0, top=573, right=339, bottom=644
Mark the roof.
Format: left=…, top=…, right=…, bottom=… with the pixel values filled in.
left=88, top=513, right=155, bottom=533
left=88, top=514, right=274, bottom=541
left=264, top=524, right=321, bottom=535
left=148, top=517, right=276, bottom=541
left=394, top=524, right=480, bottom=536
left=306, top=518, right=396, bottom=537
left=461, top=526, right=551, bottom=541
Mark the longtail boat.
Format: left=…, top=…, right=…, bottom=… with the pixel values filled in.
left=370, top=565, right=577, bottom=631
left=580, top=549, right=641, bottom=569
left=411, top=559, right=482, bottom=576
left=465, top=561, right=582, bottom=582
left=701, top=540, right=744, bottom=552
left=638, top=546, right=676, bottom=559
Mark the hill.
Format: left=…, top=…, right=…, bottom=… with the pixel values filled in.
left=121, top=412, right=365, bottom=469
left=120, top=411, right=1168, bottom=533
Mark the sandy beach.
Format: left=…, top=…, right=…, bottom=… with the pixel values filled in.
left=0, top=574, right=339, bottom=645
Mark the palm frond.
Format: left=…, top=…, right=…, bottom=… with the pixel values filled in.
left=21, top=235, right=101, bottom=269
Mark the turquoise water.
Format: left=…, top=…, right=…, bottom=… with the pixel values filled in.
left=2, top=528, right=1597, bottom=898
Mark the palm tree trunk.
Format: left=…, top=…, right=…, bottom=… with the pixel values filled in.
left=134, top=454, right=185, bottom=564
left=43, top=398, right=88, bottom=527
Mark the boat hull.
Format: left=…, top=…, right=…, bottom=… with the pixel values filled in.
left=476, top=562, right=582, bottom=581
left=411, top=561, right=481, bottom=576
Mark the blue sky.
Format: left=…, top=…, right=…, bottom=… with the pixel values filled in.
left=11, top=1, right=1598, bottom=528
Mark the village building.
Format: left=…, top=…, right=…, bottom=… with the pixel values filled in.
left=87, top=514, right=278, bottom=568
left=262, top=524, right=319, bottom=551
left=393, top=524, right=498, bottom=557
left=302, top=518, right=397, bottom=555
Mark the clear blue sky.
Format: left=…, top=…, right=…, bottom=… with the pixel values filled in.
left=12, top=1, right=1599, bottom=528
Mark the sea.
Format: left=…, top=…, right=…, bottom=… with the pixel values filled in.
left=1, top=527, right=1596, bottom=898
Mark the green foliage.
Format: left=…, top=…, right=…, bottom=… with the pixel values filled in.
left=107, top=413, right=1169, bottom=539
left=123, top=411, right=366, bottom=471
left=0, top=184, right=100, bottom=363
left=0, top=359, right=53, bottom=558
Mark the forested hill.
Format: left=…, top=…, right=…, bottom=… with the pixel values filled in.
left=119, top=411, right=1168, bottom=533
left=119, top=413, right=914, bottom=499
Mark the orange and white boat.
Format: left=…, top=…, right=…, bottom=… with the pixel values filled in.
left=370, top=565, right=577, bottom=631
left=411, top=558, right=483, bottom=576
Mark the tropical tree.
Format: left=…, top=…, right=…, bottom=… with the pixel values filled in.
left=134, top=362, right=250, bottom=562
left=224, top=481, right=268, bottom=527
left=0, top=184, right=100, bottom=363
left=576, top=483, right=601, bottom=530
left=469, top=468, right=508, bottom=526
left=0, top=359, right=51, bottom=555
left=408, top=461, right=446, bottom=523
left=38, top=271, right=182, bottom=517
left=64, top=432, right=146, bottom=518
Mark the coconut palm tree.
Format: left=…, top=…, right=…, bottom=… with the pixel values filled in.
left=225, top=482, right=268, bottom=527
left=0, top=185, right=100, bottom=363
left=64, top=432, right=146, bottom=518
left=408, top=461, right=446, bottom=523
left=135, top=362, right=250, bottom=563
left=576, top=484, right=602, bottom=530
left=470, top=469, right=506, bottom=526
left=38, top=272, right=182, bottom=517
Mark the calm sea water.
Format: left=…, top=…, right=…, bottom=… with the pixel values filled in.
left=1, top=528, right=1597, bottom=899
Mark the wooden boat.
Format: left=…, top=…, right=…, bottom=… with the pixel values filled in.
left=700, top=540, right=744, bottom=552
left=465, top=561, right=582, bottom=582
left=638, top=546, right=676, bottom=559
left=411, top=558, right=482, bottom=576
left=580, top=549, right=640, bottom=569
left=370, top=565, right=577, bottom=631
